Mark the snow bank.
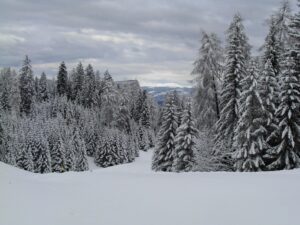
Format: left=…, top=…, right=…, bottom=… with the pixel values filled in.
left=1, top=150, right=299, bottom=225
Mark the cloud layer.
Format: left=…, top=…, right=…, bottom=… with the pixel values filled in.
left=0, top=0, right=296, bottom=86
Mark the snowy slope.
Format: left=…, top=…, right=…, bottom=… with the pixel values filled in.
left=1, top=150, right=300, bottom=225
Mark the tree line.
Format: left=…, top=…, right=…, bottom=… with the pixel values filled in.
left=0, top=58, right=158, bottom=173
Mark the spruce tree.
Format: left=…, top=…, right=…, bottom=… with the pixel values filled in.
left=233, top=61, right=266, bottom=172
left=267, top=56, right=300, bottom=170
left=19, top=55, right=35, bottom=115
left=173, top=102, right=198, bottom=172
left=71, top=127, right=88, bottom=171
left=16, top=131, right=34, bottom=171
left=0, top=68, right=13, bottom=111
left=192, top=31, right=223, bottom=128
left=289, top=0, right=300, bottom=76
left=214, top=14, right=250, bottom=157
left=94, top=134, right=121, bottom=168
left=141, top=100, right=151, bottom=129
left=152, top=98, right=178, bottom=172
left=39, top=72, right=48, bottom=101
left=82, top=64, right=96, bottom=108
left=29, top=133, right=51, bottom=173
left=48, top=129, right=66, bottom=173
left=72, top=62, right=85, bottom=102
left=57, top=61, right=68, bottom=96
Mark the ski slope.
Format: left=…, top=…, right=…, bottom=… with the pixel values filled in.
left=1, top=150, right=300, bottom=225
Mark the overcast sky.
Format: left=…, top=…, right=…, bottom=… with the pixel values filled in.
left=0, top=0, right=297, bottom=87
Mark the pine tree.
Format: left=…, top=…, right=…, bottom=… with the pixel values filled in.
left=214, top=14, right=250, bottom=157
left=289, top=0, right=300, bottom=77
left=82, top=64, right=96, bottom=108
left=192, top=31, right=223, bottom=128
left=94, top=133, right=121, bottom=168
left=19, top=55, right=35, bottom=115
left=84, top=126, right=98, bottom=157
left=173, top=102, right=198, bottom=172
left=267, top=56, right=300, bottom=170
left=137, top=126, right=147, bottom=151
left=71, top=127, right=88, bottom=171
left=16, top=131, right=34, bottom=171
left=233, top=61, right=266, bottom=172
left=72, top=62, right=85, bottom=102
left=39, top=72, right=48, bottom=101
left=57, top=61, right=68, bottom=96
left=261, top=59, right=280, bottom=146
left=65, top=139, right=76, bottom=172
left=48, top=129, right=66, bottom=173
left=274, top=1, right=292, bottom=50
left=29, top=133, right=51, bottom=173
left=16, top=145, right=34, bottom=172
left=152, top=99, right=178, bottom=172
left=0, top=68, right=13, bottom=111
left=141, top=99, right=151, bottom=129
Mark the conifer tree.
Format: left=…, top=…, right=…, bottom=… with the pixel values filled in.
left=16, top=146, right=34, bottom=172
left=39, top=72, right=48, bottom=102
left=48, top=129, right=66, bottom=173
left=289, top=0, right=300, bottom=75
left=192, top=31, right=223, bottom=128
left=29, top=133, right=51, bottom=173
left=94, top=134, right=121, bottom=168
left=72, top=62, right=85, bottom=102
left=260, top=17, right=281, bottom=134
left=173, top=102, right=198, bottom=172
left=19, top=55, right=35, bottom=115
left=274, top=1, right=292, bottom=50
left=233, top=61, right=266, bottom=172
left=267, top=56, right=300, bottom=170
left=57, top=61, right=68, bottom=96
left=141, top=100, right=151, bottom=129
left=71, top=127, right=88, bottom=171
left=16, top=130, right=34, bottom=171
left=152, top=98, right=178, bottom=172
left=82, top=64, right=96, bottom=108
left=0, top=68, right=13, bottom=111
left=214, top=14, right=250, bottom=156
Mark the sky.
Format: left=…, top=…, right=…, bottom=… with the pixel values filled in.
left=0, top=0, right=297, bottom=87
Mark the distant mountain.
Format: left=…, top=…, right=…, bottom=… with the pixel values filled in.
left=142, top=86, right=194, bottom=105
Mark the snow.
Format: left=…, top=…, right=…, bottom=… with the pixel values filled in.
left=1, top=150, right=300, bottom=225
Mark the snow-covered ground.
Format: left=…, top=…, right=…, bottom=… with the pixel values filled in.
left=1, top=150, right=300, bottom=225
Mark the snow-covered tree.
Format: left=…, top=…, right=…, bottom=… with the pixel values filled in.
left=152, top=98, right=178, bottom=172
left=267, top=56, right=300, bottom=170
left=16, top=133, right=34, bottom=172
left=233, top=61, right=266, bottom=172
left=0, top=68, right=13, bottom=111
left=289, top=0, right=300, bottom=75
left=173, top=102, right=198, bottom=172
left=141, top=98, right=151, bottom=129
left=57, top=61, right=68, bottom=96
left=28, top=130, right=52, bottom=173
left=82, top=64, right=96, bottom=108
left=48, top=126, right=66, bottom=173
left=19, top=55, right=35, bottom=115
left=39, top=72, right=48, bottom=102
left=71, top=127, right=88, bottom=171
left=94, top=132, right=121, bottom=168
left=273, top=0, right=292, bottom=50
left=72, top=62, right=85, bottom=102
left=214, top=14, right=250, bottom=158
left=192, top=31, right=223, bottom=128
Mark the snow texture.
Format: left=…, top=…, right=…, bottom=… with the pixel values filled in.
left=1, top=150, right=300, bottom=225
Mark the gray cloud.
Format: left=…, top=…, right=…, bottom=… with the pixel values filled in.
left=0, top=0, right=297, bottom=86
